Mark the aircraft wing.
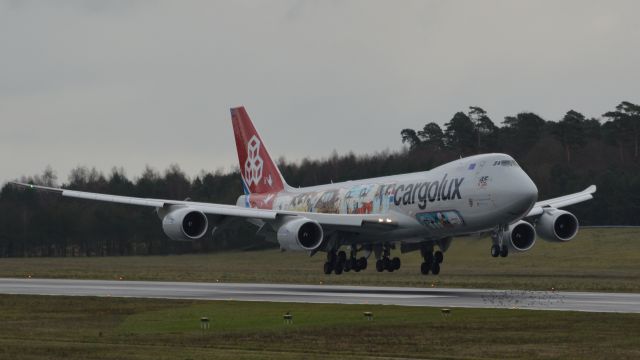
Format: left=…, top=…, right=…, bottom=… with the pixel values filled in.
left=526, top=185, right=596, bottom=217
left=9, top=182, right=398, bottom=230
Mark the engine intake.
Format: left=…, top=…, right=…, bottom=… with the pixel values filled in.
left=505, top=220, right=536, bottom=252
left=277, top=217, right=324, bottom=251
left=161, top=207, right=208, bottom=241
left=536, top=209, right=578, bottom=242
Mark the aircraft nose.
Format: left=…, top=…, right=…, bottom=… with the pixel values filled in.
left=501, top=170, right=538, bottom=218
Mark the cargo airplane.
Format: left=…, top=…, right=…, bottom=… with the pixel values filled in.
left=13, top=107, right=596, bottom=275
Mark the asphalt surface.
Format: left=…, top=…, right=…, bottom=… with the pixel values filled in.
left=0, top=278, right=638, bottom=313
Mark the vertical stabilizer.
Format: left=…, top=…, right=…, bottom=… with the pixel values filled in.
left=231, top=106, right=287, bottom=194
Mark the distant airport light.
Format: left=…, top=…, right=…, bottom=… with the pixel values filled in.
left=385, top=218, right=392, bottom=223
left=363, top=311, right=373, bottom=321
left=283, top=312, right=293, bottom=324
left=378, top=218, right=384, bottom=223
left=200, top=317, right=210, bottom=331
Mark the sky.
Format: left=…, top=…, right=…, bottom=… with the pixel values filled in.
left=1, top=0, right=639, bottom=184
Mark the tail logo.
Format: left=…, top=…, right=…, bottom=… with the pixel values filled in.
left=244, top=135, right=264, bottom=186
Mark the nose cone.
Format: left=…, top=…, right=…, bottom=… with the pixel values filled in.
left=508, top=171, right=538, bottom=217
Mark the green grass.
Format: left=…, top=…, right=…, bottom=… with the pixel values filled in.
left=1, top=228, right=639, bottom=292
left=0, top=294, right=638, bottom=360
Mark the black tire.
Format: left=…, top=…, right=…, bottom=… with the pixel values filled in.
left=424, top=251, right=434, bottom=264
left=382, top=257, right=391, bottom=271
left=434, top=251, right=444, bottom=264
left=334, top=261, right=344, bottom=275
left=344, top=260, right=351, bottom=272
left=491, top=244, right=500, bottom=258
left=392, top=257, right=401, bottom=270
left=500, top=245, right=509, bottom=258
left=358, top=257, right=367, bottom=270
left=327, top=252, right=336, bottom=263
left=431, top=262, right=441, bottom=275
left=420, top=262, right=430, bottom=275
left=338, top=251, right=347, bottom=263
left=376, top=259, right=384, bottom=272
left=349, top=258, right=358, bottom=270
left=323, top=262, right=333, bottom=275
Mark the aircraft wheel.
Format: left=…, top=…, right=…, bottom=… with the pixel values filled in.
left=491, top=245, right=500, bottom=258
left=338, top=251, right=347, bottom=263
left=376, top=259, right=384, bottom=272
left=323, top=262, right=333, bottom=275
left=424, top=251, right=434, bottom=264
left=431, top=262, right=441, bottom=275
left=344, top=260, right=351, bottom=272
left=500, top=245, right=509, bottom=258
left=434, top=251, right=444, bottom=264
left=382, top=257, right=391, bottom=271
left=334, top=261, right=344, bottom=275
left=349, top=258, right=358, bottom=270
left=358, top=257, right=367, bottom=270
left=420, top=262, right=430, bottom=275
left=392, top=257, right=401, bottom=270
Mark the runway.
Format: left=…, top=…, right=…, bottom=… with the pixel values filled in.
left=0, top=278, right=638, bottom=313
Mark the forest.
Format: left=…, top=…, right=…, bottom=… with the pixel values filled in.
left=0, top=101, right=638, bottom=257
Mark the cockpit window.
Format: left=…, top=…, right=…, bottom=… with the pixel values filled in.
left=493, top=160, right=519, bottom=167
left=500, top=160, right=519, bottom=167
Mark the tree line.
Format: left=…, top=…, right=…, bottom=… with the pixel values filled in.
left=0, top=101, right=638, bottom=257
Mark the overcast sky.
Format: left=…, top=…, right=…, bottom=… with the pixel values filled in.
left=1, top=0, right=639, bottom=184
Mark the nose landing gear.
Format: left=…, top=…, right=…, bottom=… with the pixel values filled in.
left=491, top=226, right=509, bottom=258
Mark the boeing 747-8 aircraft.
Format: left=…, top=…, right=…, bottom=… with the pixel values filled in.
left=13, top=107, right=596, bottom=275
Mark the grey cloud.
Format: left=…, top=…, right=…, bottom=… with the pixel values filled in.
left=1, top=0, right=639, bottom=184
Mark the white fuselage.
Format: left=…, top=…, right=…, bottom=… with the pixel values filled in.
left=238, top=153, right=538, bottom=243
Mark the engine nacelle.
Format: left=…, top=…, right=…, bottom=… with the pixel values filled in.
left=505, top=220, right=536, bottom=252
left=161, top=207, right=208, bottom=241
left=276, top=217, right=324, bottom=251
left=536, top=208, right=579, bottom=242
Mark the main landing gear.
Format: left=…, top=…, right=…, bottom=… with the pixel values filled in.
left=375, top=244, right=401, bottom=272
left=323, top=247, right=368, bottom=275
left=491, top=225, right=509, bottom=258
left=490, top=244, right=508, bottom=258
left=420, top=247, right=443, bottom=275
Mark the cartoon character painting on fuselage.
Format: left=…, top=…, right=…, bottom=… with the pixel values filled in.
left=246, top=172, right=465, bottom=217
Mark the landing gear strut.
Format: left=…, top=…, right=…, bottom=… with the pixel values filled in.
left=323, top=250, right=336, bottom=274
left=491, top=226, right=509, bottom=258
left=347, top=245, right=367, bottom=273
left=420, top=247, right=443, bottom=275
left=323, top=246, right=368, bottom=275
left=375, top=244, right=401, bottom=272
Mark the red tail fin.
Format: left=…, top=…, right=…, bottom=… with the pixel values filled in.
left=231, top=106, right=287, bottom=194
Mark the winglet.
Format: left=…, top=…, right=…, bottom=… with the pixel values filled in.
left=10, top=182, right=63, bottom=194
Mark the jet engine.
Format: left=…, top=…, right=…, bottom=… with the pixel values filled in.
left=161, top=207, right=209, bottom=241
left=276, top=217, right=324, bottom=251
left=504, top=220, right=536, bottom=252
left=536, top=208, right=579, bottom=242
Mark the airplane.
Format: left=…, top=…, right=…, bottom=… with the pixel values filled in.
left=12, top=106, right=596, bottom=275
